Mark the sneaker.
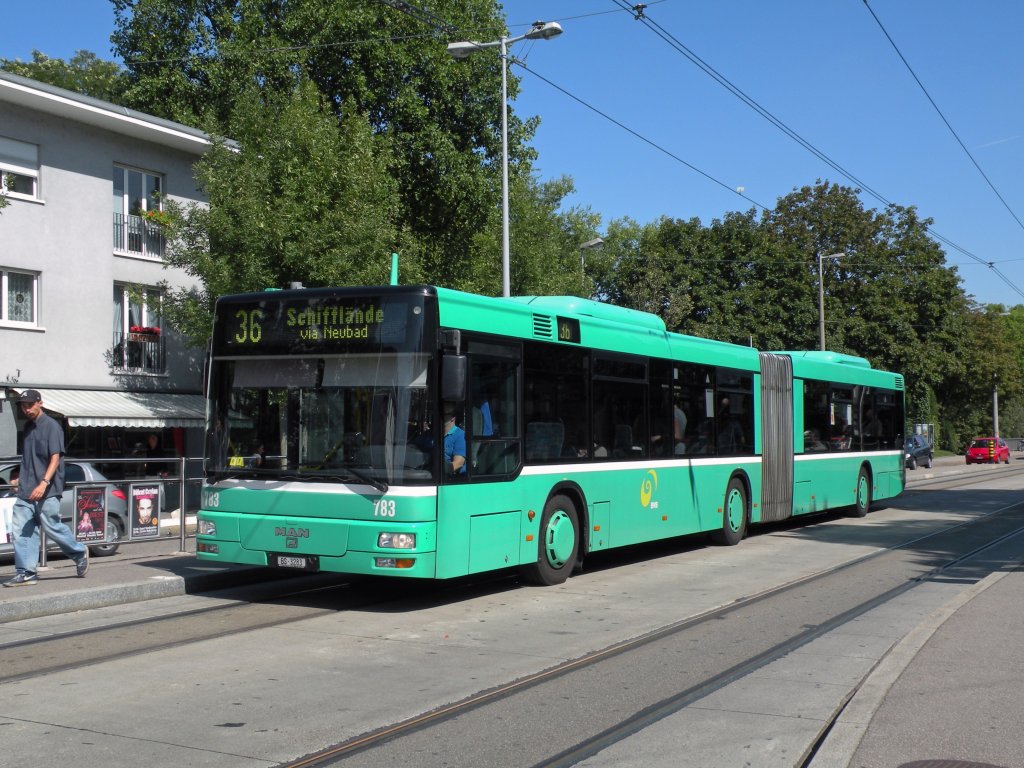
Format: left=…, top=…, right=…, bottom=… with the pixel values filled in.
left=76, top=549, right=90, bottom=578
left=4, top=572, right=38, bottom=587
left=76, top=548, right=90, bottom=581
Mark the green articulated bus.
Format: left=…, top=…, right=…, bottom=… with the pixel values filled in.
left=196, top=285, right=905, bottom=585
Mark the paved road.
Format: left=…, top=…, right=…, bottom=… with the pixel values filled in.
left=1, top=455, right=1022, bottom=768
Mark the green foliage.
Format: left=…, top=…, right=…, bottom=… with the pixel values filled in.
left=110, top=0, right=593, bottom=337
left=160, top=79, right=406, bottom=344
left=111, top=0, right=527, bottom=292
left=0, top=50, right=129, bottom=102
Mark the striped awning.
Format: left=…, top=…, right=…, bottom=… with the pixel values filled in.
left=10, top=388, right=207, bottom=428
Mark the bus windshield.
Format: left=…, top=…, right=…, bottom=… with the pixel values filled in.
left=207, top=353, right=436, bottom=486
left=206, top=288, right=437, bottom=486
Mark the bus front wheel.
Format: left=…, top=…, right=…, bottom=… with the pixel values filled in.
left=521, top=495, right=579, bottom=586
left=711, top=476, right=747, bottom=546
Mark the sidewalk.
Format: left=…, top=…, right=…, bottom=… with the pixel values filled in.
left=811, top=568, right=1024, bottom=768
left=0, top=538, right=280, bottom=623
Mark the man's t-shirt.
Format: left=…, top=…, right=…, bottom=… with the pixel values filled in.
left=19, top=412, right=65, bottom=499
left=443, top=425, right=467, bottom=474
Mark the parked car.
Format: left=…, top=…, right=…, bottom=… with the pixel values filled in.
left=904, top=435, right=933, bottom=469
left=0, top=460, right=127, bottom=556
left=965, top=437, right=1011, bottom=465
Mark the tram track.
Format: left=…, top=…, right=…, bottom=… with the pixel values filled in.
left=0, top=573, right=518, bottom=684
left=280, top=495, right=1024, bottom=768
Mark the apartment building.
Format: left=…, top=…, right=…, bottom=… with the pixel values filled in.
left=0, top=71, right=210, bottom=467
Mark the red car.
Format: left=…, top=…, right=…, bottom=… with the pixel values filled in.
left=965, top=437, right=1011, bottom=465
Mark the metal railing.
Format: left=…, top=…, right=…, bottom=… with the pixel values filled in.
left=2, top=456, right=204, bottom=565
left=110, top=330, right=167, bottom=373
left=113, top=212, right=165, bottom=258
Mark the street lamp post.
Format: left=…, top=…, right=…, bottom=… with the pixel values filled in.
left=993, top=373, right=1000, bottom=441
left=579, top=237, right=604, bottom=269
left=817, top=252, right=845, bottom=351
left=448, top=22, right=564, bottom=298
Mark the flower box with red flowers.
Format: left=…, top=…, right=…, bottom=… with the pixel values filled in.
left=128, top=326, right=161, bottom=342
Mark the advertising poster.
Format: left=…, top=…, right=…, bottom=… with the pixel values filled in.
left=130, top=483, right=161, bottom=539
left=74, top=486, right=107, bottom=543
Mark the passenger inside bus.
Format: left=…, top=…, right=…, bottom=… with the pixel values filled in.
left=674, top=397, right=687, bottom=455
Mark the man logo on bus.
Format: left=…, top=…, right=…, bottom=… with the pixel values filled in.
left=640, top=470, right=658, bottom=508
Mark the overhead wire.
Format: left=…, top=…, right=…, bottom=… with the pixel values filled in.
left=862, top=0, right=1024, bottom=234
left=513, top=62, right=768, bottom=212
left=608, top=1, right=1024, bottom=301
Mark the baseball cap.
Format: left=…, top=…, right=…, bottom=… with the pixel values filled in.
left=17, top=389, right=42, bottom=404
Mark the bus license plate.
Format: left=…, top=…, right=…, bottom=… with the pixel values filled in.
left=270, top=554, right=319, bottom=571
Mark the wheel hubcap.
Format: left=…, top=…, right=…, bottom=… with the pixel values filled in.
left=544, top=510, right=574, bottom=568
left=726, top=489, right=744, bottom=532
left=858, top=477, right=869, bottom=507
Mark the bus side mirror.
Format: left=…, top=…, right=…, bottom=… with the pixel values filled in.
left=442, top=354, right=467, bottom=402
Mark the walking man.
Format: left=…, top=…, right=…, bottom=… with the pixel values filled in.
left=4, top=389, right=88, bottom=586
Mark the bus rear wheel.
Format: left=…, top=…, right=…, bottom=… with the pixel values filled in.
left=521, top=495, right=579, bottom=586
left=711, top=477, right=747, bottom=546
left=849, top=467, right=871, bottom=518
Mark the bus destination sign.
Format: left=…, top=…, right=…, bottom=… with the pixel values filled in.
left=215, top=294, right=419, bottom=355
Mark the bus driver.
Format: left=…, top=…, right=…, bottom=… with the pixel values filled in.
left=443, top=406, right=467, bottom=476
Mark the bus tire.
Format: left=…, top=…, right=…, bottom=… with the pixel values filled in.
left=711, top=476, right=747, bottom=546
left=849, top=466, right=871, bottom=518
left=521, top=494, right=579, bottom=586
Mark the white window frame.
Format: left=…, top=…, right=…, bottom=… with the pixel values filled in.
left=0, top=268, right=39, bottom=327
left=113, top=164, right=163, bottom=218
left=113, top=164, right=165, bottom=259
left=0, top=136, right=40, bottom=202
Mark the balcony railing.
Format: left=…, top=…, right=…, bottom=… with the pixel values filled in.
left=113, top=213, right=165, bottom=258
left=111, top=331, right=166, bottom=374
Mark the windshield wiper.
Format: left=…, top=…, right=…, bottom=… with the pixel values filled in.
left=343, top=465, right=388, bottom=493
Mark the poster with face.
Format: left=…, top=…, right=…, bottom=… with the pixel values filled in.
left=74, top=487, right=107, bottom=543
left=130, top=483, right=161, bottom=539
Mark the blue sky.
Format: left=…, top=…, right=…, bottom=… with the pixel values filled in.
left=4, top=1, right=1024, bottom=306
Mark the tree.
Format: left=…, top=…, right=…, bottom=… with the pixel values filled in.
left=111, top=0, right=535, bottom=293
left=160, top=79, right=405, bottom=343
left=588, top=217, right=693, bottom=330
left=0, top=50, right=129, bottom=103
left=761, top=182, right=971, bottom=427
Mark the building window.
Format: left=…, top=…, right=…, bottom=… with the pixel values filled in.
left=0, top=136, right=39, bottom=201
left=112, top=165, right=165, bottom=258
left=112, top=284, right=165, bottom=373
left=1, top=269, right=38, bottom=325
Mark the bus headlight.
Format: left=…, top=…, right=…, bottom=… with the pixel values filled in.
left=378, top=532, right=416, bottom=549
left=198, top=519, right=217, bottom=536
